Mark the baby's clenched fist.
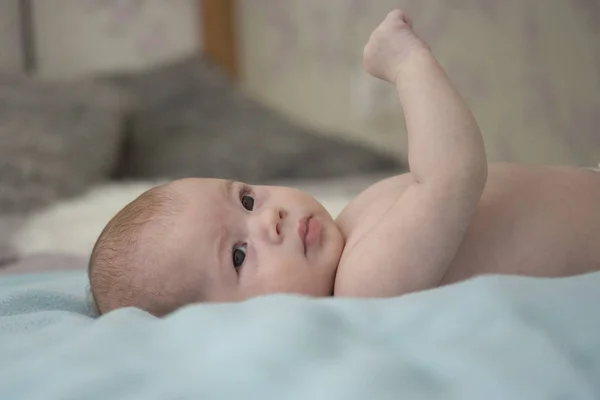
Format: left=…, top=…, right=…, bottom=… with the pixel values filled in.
left=363, top=9, right=428, bottom=84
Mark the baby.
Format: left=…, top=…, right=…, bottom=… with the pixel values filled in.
left=89, top=10, right=600, bottom=317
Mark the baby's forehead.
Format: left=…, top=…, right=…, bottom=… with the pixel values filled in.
left=168, top=178, right=229, bottom=203
left=154, top=181, right=223, bottom=239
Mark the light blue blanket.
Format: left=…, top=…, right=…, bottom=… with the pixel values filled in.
left=1, top=270, right=599, bottom=400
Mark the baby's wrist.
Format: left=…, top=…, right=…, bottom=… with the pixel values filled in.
left=392, top=44, right=433, bottom=85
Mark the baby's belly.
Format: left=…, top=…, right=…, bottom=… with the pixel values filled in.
left=440, top=164, right=600, bottom=285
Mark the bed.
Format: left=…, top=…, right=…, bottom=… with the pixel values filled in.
left=1, top=255, right=600, bottom=399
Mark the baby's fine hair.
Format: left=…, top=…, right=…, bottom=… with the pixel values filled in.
left=88, top=184, right=187, bottom=317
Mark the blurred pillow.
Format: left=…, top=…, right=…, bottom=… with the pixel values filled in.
left=0, top=215, right=21, bottom=266
left=0, top=74, right=130, bottom=214
left=104, top=56, right=404, bottom=182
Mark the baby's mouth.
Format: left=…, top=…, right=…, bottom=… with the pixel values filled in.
left=297, top=215, right=321, bottom=255
left=297, top=216, right=310, bottom=254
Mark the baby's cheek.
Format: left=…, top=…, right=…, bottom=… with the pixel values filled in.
left=244, top=245, right=277, bottom=282
left=246, top=245, right=258, bottom=266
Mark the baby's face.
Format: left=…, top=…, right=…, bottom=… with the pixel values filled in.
left=168, top=178, right=345, bottom=302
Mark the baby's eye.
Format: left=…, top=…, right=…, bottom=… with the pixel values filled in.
left=241, top=193, right=254, bottom=211
left=232, top=244, right=247, bottom=270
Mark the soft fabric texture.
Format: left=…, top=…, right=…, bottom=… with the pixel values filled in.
left=102, top=56, right=404, bottom=182
left=0, top=270, right=599, bottom=399
left=0, top=74, right=130, bottom=214
left=10, top=180, right=162, bottom=259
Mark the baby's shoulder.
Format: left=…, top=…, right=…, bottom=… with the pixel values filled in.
left=335, top=173, right=413, bottom=241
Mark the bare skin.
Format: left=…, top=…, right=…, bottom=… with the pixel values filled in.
left=332, top=9, right=600, bottom=296
left=336, top=164, right=600, bottom=294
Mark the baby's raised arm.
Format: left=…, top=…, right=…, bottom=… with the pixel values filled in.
left=335, top=10, right=487, bottom=297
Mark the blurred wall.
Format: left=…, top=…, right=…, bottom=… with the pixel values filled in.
left=239, top=0, right=600, bottom=166
left=32, top=0, right=200, bottom=78
left=1, top=0, right=597, bottom=166
left=0, top=0, right=23, bottom=73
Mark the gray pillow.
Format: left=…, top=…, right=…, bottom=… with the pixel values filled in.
left=0, top=74, right=131, bottom=214
left=104, top=56, right=404, bottom=183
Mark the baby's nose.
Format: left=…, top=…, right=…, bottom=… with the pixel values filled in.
left=258, top=208, right=286, bottom=243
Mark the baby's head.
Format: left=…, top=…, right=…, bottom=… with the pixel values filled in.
left=89, top=178, right=345, bottom=316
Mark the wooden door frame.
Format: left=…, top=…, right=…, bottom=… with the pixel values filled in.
left=199, top=0, right=238, bottom=80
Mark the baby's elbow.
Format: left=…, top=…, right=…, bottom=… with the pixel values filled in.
left=430, top=159, right=487, bottom=198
